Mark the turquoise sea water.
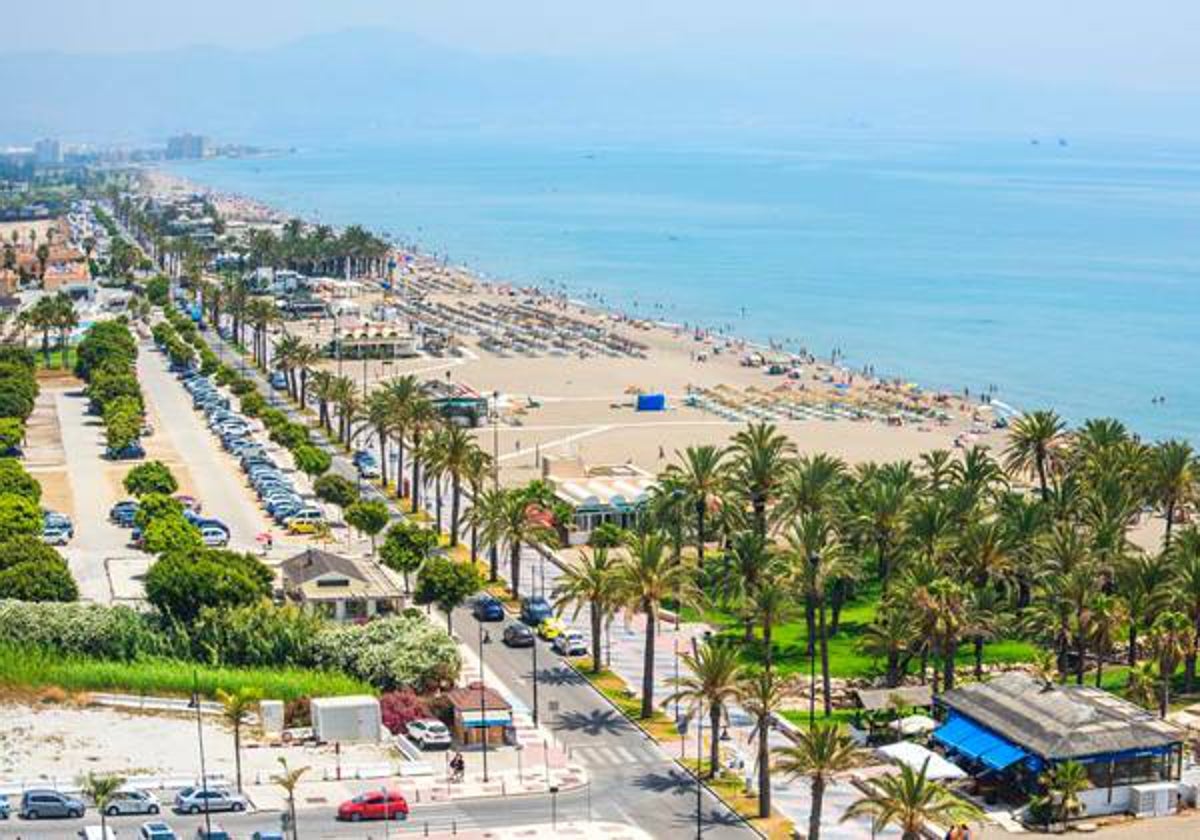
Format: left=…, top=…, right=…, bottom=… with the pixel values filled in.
left=170, top=135, right=1200, bottom=443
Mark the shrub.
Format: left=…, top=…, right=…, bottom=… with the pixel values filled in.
left=310, top=614, right=461, bottom=692
left=0, top=536, right=77, bottom=601
left=0, top=493, right=43, bottom=539
left=293, top=445, right=331, bottom=478
left=143, top=275, right=170, bottom=306
left=229, top=378, right=256, bottom=397
left=0, top=458, right=41, bottom=503
left=0, top=600, right=163, bottom=660
left=284, top=696, right=312, bottom=727
left=145, top=548, right=273, bottom=622
left=0, top=418, right=24, bottom=452
left=134, top=493, right=184, bottom=528
left=123, top=461, right=178, bottom=497
left=240, top=391, right=267, bottom=417
left=187, top=602, right=325, bottom=668
left=74, top=320, right=137, bottom=381
left=380, top=688, right=430, bottom=735
left=314, top=474, right=359, bottom=510
left=141, top=514, right=203, bottom=555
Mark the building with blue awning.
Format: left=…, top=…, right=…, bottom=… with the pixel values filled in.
left=935, top=673, right=1187, bottom=817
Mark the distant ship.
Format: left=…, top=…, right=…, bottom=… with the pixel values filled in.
left=1058, top=138, right=1069, bottom=147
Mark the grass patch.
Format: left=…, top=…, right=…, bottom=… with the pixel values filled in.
left=34, top=347, right=74, bottom=371
left=686, top=583, right=1038, bottom=680
left=0, top=646, right=370, bottom=701
left=779, top=708, right=859, bottom=729
left=681, top=758, right=795, bottom=840
left=575, top=658, right=679, bottom=741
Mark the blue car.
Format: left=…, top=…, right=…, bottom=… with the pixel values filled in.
left=270, top=371, right=289, bottom=390
left=519, top=596, right=554, bottom=626
left=107, top=442, right=146, bottom=460
left=111, top=500, right=139, bottom=527
left=472, top=595, right=505, bottom=621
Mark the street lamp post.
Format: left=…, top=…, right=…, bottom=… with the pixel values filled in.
left=532, top=633, right=541, bottom=726
left=692, top=636, right=702, bottom=840
left=478, top=617, right=490, bottom=783
left=191, top=670, right=213, bottom=838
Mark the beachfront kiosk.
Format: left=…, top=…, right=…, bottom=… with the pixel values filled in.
left=543, top=455, right=657, bottom=545
left=934, top=672, right=1188, bottom=818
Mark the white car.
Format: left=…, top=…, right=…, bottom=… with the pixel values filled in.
left=172, top=787, right=246, bottom=815
left=103, top=789, right=161, bottom=816
left=200, top=526, right=230, bottom=547
left=406, top=718, right=452, bottom=750
left=552, top=631, right=588, bottom=657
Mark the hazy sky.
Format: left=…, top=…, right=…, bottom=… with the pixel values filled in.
left=9, top=1, right=1200, bottom=93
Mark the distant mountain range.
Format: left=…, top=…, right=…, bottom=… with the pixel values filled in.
left=1, top=27, right=1194, bottom=146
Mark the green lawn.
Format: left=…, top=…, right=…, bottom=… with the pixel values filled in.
left=682, top=585, right=1037, bottom=681
left=0, top=646, right=370, bottom=701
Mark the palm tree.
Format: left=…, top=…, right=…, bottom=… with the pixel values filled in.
left=1084, top=593, right=1125, bottom=688
left=1034, top=760, right=1089, bottom=830
left=775, top=723, right=862, bottom=840
left=291, top=341, right=322, bottom=411
left=731, top=421, right=796, bottom=537
left=274, top=333, right=301, bottom=396
left=272, top=757, right=309, bottom=840
left=662, top=445, right=726, bottom=563
left=309, top=370, right=336, bottom=432
left=842, top=759, right=982, bottom=840
left=737, top=667, right=791, bottom=818
left=1147, top=440, right=1196, bottom=550
left=495, top=488, right=555, bottom=599
left=52, top=294, right=77, bottom=368
left=552, top=547, right=619, bottom=674
left=407, top=398, right=439, bottom=513
left=471, top=486, right=510, bottom=582
left=217, top=687, right=262, bottom=792
left=858, top=604, right=916, bottom=688
left=79, top=771, right=125, bottom=839
left=618, top=530, right=700, bottom=719
left=667, top=640, right=743, bottom=777
left=1148, top=610, right=1193, bottom=717
left=364, top=386, right=397, bottom=488
left=1117, top=552, right=1172, bottom=667
left=436, top=423, right=477, bottom=545
left=1003, top=409, right=1066, bottom=501
left=462, top=447, right=492, bottom=563
left=383, top=374, right=422, bottom=498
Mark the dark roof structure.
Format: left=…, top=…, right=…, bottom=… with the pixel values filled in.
left=281, top=547, right=367, bottom=585
left=939, top=672, right=1184, bottom=760
left=855, top=685, right=934, bottom=712
left=445, top=682, right=510, bottom=713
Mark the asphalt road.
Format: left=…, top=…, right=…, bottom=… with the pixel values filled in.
left=192, top=318, right=758, bottom=840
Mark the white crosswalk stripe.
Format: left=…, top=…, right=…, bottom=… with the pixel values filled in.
left=568, top=742, right=662, bottom=768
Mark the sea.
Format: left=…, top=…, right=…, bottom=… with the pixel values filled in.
left=168, top=133, right=1200, bottom=444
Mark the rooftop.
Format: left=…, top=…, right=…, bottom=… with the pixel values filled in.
left=445, top=682, right=510, bottom=713
left=280, top=548, right=402, bottom=603
left=939, top=672, right=1185, bottom=760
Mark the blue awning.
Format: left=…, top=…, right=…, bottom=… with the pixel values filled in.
left=933, top=714, right=1029, bottom=771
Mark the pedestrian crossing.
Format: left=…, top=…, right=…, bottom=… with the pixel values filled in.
left=566, top=741, right=664, bottom=769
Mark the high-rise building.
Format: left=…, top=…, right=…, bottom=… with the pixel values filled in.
left=33, top=138, right=62, bottom=165
left=166, top=133, right=211, bottom=160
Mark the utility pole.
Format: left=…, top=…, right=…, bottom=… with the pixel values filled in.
left=478, top=617, right=490, bottom=783
left=532, top=634, right=540, bottom=726
left=693, top=636, right=702, bottom=840
left=192, top=670, right=212, bottom=837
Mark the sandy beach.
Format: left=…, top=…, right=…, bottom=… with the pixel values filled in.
left=145, top=168, right=1009, bottom=484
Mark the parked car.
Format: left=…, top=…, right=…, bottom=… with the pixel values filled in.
left=110, top=500, right=139, bottom=525
left=269, top=371, right=289, bottom=390
left=286, top=508, right=325, bottom=533
left=44, top=511, right=74, bottom=537
left=172, top=788, right=246, bottom=815
left=193, top=828, right=231, bottom=840
left=502, top=622, right=535, bottom=648
left=519, top=596, right=554, bottom=626
left=537, top=616, right=566, bottom=640
left=472, top=594, right=505, bottom=621
left=174, top=495, right=202, bottom=513
left=250, top=833, right=284, bottom=840
left=0, top=796, right=9, bottom=819
left=405, top=718, right=452, bottom=750
left=552, top=630, right=588, bottom=656
left=103, top=789, right=160, bottom=817
left=78, top=827, right=117, bottom=840
left=336, top=790, right=409, bottom=822
left=200, top=525, right=230, bottom=547
left=107, top=442, right=146, bottom=460
left=20, top=789, right=86, bottom=819
left=139, top=821, right=178, bottom=840
left=41, top=524, right=72, bottom=546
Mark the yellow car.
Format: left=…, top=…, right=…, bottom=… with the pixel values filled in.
left=286, top=509, right=325, bottom=534
left=538, top=616, right=566, bottom=640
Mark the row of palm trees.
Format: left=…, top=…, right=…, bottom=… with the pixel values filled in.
left=16, top=292, right=78, bottom=367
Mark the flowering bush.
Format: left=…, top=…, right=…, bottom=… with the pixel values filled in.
left=0, top=600, right=165, bottom=660
left=310, top=614, right=461, bottom=692
left=380, top=688, right=430, bottom=734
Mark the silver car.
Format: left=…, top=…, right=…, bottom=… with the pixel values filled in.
left=406, top=718, right=452, bottom=750
left=172, top=788, right=247, bottom=815
left=103, top=789, right=160, bottom=816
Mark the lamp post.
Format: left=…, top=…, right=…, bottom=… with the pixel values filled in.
left=191, top=670, right=213, bottom=837
left=808, top=551, right=819, bottom=728
left=532, top=632, right=541, bottom=726
left=491, top=390, right=500, bottom=488
left=478, top=617, right=490, bottom=783
left=692, top=636, right=702, bottom=840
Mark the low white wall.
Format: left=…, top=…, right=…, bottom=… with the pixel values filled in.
left=1080, top=785, right=1132, bottom=817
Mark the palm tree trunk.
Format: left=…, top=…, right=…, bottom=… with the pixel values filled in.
left=696, top=504, right=706, bottom=563
left=396, top=438, right=406, bottom=497
left=511, top=541, right=522, bottom=599
left=640, top=606, right=656, bottom=719
left=450, top=475, right=461, bottom=545
left=709, top=703, right=722, bottom=777
left=756, top=716, right=771, bottom=818
left=809, top=775, right=825, bottom=840
left=763, top=618, right=773, bottom=673
left=435, top=475, right=444, bottom=532
left=1095, top=653, right=1104, bottom=688
left=943, top=640, right=957, bottom=691
left=819, top=600, right=832, bottom=716
left=1129, top=624, right=1138, bottom=667
left=489, top=542, right=499, bottom=583
left=378, top=433, right=388, bottom=488
left=411, top=432, right=422, bottom=512
left=470, top=520, right=478, bottom=563
left=804, top=594, right=816, bottom=657
left=974, top=637, right=985, bottom=679
left=234, top=723, right=243, bottom=792
left=591, top=602, right=603, bottom=675
left=1165, top=501, right=1176, bottom=550
left=1161, top=676, right=1170, bottom=718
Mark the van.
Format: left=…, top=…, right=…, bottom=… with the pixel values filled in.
left=286, top=509, right=325, bottom=534
left=78, top=827, right=117, bottom=840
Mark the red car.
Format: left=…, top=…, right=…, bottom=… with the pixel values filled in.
left=336, top=790, right=409, bottom=822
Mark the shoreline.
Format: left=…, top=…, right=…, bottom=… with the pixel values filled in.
left=144, top=166, right=1015, bottom=427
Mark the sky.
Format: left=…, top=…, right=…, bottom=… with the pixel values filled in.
left=9, top=0, right=1200, bottom=94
